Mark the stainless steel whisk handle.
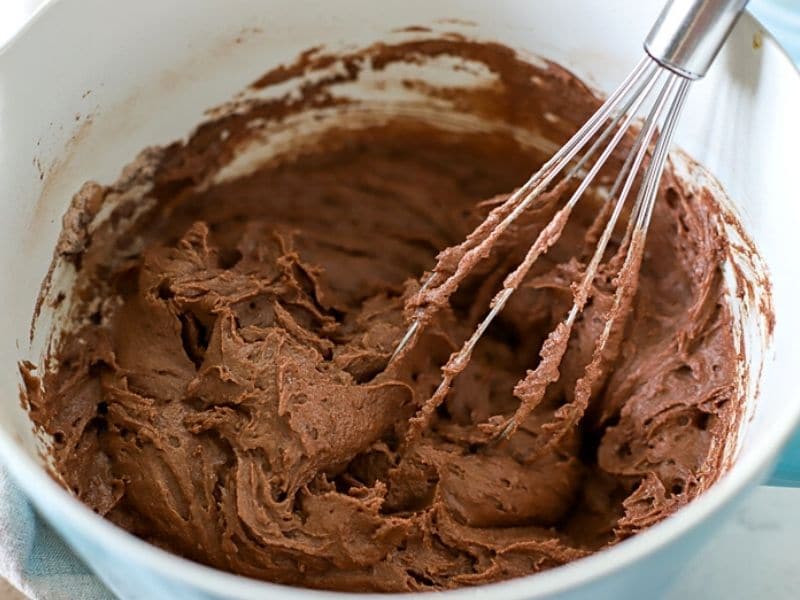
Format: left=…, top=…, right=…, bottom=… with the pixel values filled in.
left=645, top=0, right=749, bottom=79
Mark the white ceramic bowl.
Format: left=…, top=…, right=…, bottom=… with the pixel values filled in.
left=1, top=1, right=799, bottom=598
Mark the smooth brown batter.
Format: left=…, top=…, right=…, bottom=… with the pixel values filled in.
left=23, top=37, right=741, bottom=592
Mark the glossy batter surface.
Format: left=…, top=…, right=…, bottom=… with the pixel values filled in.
left=25, top=39, right=740, bottom=592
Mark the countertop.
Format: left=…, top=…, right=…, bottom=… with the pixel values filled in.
left=665, top=485, right=800, bottom=599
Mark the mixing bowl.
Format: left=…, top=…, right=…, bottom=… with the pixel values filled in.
left=1, top=0, right=799, bottom=598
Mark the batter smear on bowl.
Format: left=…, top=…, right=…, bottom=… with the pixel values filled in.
left=23, top=38, right=743, bottom=591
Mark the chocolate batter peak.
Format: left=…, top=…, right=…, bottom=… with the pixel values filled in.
left=24, top=38, right=741, bottom=592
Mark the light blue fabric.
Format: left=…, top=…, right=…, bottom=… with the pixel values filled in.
left=750, top=0, right=800, bottom=62
left=0, top=467, right=112, bottom=599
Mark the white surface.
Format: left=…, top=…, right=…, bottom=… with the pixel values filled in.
left=667, top=486, right=800, bottom=599
left=0, top=1, right=798, bottom=599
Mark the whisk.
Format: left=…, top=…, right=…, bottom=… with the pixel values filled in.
left=392, top=0, right=750, bottom=443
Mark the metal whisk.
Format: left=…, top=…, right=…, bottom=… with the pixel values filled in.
left=392, top=0, right=749, bottom=444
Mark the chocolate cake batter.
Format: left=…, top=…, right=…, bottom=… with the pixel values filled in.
left=23, top=38, right=741, bottom=591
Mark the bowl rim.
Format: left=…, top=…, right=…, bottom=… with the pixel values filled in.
left=0, top=2, right=798, bottom=598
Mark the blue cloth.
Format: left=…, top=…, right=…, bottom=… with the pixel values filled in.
left=0, top=468, right=112, bottom=599
left=750, top=0, right=800, bottom=62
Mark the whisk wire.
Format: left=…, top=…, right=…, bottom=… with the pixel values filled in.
left=566, top=73, right=678, bottom=326
left=494, top=71, right=685, bottom=440
left=569, top=78, right=693, bottom=417
left=394, top=55, right=695, bottom=447
left=390, top=57, right=659, bottom=363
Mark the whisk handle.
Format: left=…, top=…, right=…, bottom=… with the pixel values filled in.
left=645, top=0, right=749, bottom=79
